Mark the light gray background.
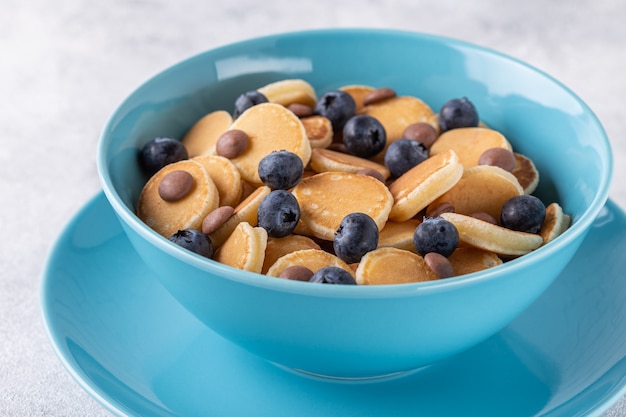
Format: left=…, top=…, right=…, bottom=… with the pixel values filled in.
left=2, top=0, right=625, bottom=415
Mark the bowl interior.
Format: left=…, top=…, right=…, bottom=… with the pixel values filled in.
left=98, top=29, right=612, bottom=286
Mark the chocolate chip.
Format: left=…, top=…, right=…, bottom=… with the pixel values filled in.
left=287, top=103, right=314, bottom=118
left=402, top=122, right=438, bottom=148
left=279, top=265, right=314, bottom=281
left=356, top=168, right=386, bottom=183
left=158, top=170, right=194, bottom=201
left=424, top=252, right=455, bottom=278
left=362, top=87, right=397, bottom=106
left=202, top=205, right=235, bottom=235
left=478, top=148, right=516, bottom=172
left=216, top=129, right=249, bottom=159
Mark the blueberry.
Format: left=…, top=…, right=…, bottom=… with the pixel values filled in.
left=413, top=217, right=459, bottom=257
left=384, top=138, right=428, bottom=178
left=314, top=90, right=356, bottom=132
left=500, top=195, right=546, bottom=234
left=342, top=115, right=387, bottom=158
left=168, top=229, right=214, bottom=258
left=309, top=266, right=357, bottom=285
left=258, top=150, right=304, bottom=190
left=333, top=212, right=379, bottom=264
left=139, top=137, right=188, bottom=176
left=233, top=90, right=268, bottom=118
left=438, top=97, right=479, bottom=132
left=257, top=190, right=301, bottom=238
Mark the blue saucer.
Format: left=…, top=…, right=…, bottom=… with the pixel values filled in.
left=41, top=193, right=626, bottom=416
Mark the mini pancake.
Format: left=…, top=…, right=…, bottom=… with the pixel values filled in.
left=228, top=103, right=311, bottom=185
left=192, top=155, right=242, bottom=207
left=339, top=84, right=375, bottom=112
left=209, top=185, right=271, bottom=248
left=181, top=110, right=233, bottom=157
left=262, top=235, right=321, bottom=274
left=310, top=148, right=390, bottom=179
left=378, top=219, right=421, bottom=252
left=429, top=127, right=512, bottom=169
left=355, top=247, right=439, bottom=285
left=266, top=249, right=354, bottom=278
left=292, top=171, right=393, bottom=241
left=428, top=165, right=524, bottom=220
left=540, top=202, right=571, bottom=244
left=293, top=218, right=314, bottom=236
left=359, top=95, right=435, bottom=158
left=441, top=212, right=544, bottom=256
left=137, top=159, right=219, bottom=238
left=448, top=247, right=503, bottom=276
left=257, top=79, right=317, bottom=108
left=301, top=115, right=333, bottom=149
left=239, top=180, right=259, bottom=202
left=214, top=222, right=268, bottom=273
left=388, top=149, right=463, bottom=222
left=512, top=152, right=540, bottom=195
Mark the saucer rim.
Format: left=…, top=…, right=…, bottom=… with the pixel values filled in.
left=40, top=192, right=626, bottom=417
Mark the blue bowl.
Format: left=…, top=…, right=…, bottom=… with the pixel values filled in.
left=98, top=29, right=612, bottom=379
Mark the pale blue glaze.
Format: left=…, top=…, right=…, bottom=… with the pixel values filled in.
left=96, top=29, right=612, bottom=377
left=41, top=194, right=626, bottom=416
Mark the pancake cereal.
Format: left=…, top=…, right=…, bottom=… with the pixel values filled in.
left=136, top=78, right=571, bottom=285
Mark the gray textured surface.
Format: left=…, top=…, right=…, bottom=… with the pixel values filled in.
left=1, top=0, right=625, bottom=415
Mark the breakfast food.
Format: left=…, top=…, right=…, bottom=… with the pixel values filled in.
left=137, top=159, right=219, bottom=237
left=214, top=221, right=268, bottom=273
left=427, top=165, right=524, bottom=220
left=262, top=234, right=321, bottom=274
left=181, top=110, right=233, bottom=157
left=266, top=249, right=354, bottom=278
left=310, top=148, right=390, bottom=179
left=429, top=127, right=512, bottom=169
left=388, top=149, right=463, bottom=221
left=136, top=78, right=572, bottom=285
left=360, top=95, right=435, bottom=158
left=291, top=171, right=393, bottom=241
left=226, top=102, right=311, bottom=186
left=192, top=155, right=242, bottom=207
left=300, top=116, right=334, bottom=148
left=355, top=247, right=438, bottom=284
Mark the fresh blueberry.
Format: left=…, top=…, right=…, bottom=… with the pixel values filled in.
left=438, top=97, right=479, bottom=132
left=168, top=229, right=214, bottom=258
left=139, top=137, right=188, bottom=176
left=384, top=138, right=429, bottom=178
left=413, top=217, right=459, bottom=257
left=342, top=115, right=387, bottom=158
left=233, top=90, right=268, bottom=118
left=309, top=266, right=357, bottom=285
left=500, top=195, right=546, bottom=234
left=258, top=150, right=304, bottom=190
left=333, top=212, right=379, bottom=264
left=314, top=90, right=356, bottom=132
left=257, top=190, right=301, bottom=238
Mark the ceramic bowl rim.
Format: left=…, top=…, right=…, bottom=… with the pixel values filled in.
left=97, top=28, right=613, bottom=299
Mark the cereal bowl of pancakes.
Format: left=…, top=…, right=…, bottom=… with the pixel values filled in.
left=98, top=29, right=612, bottom=378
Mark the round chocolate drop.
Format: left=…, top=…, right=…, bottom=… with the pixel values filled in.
left=202, top=206, right=235, bottom=235
left=216, top=129, right=249, bottom=159
left=478, top=148, right=516, bottom=172
left=279, top=265, right=314, bottom=281
left=424, top=252, right=455, bottom=278
left=402, top=123, right=438, bottom=148
left=362, top=87, right=397, bottom=106
left=158, top=170, right=194, bottom=201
